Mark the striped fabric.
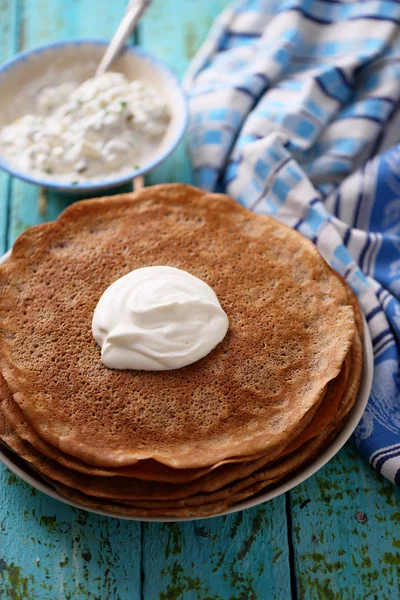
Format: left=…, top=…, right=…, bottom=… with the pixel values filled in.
left=184, top=0, right=400, bottom=485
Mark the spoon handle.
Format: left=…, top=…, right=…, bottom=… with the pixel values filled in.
left=96, top=0, right=151, bottom=77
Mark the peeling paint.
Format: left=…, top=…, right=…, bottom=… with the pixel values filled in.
left=59, top=557, right=69, bottom=568
left=237, top=510, right=265, bottom=560
left=0, top=560, right=33, bottom=600
left=159, top=562, right=221, bottom=600
left=39, top=515, right=58, bottom=533
left=230, top=512, right=244, bottom=540
left=164, top=524, right=183, bottom=559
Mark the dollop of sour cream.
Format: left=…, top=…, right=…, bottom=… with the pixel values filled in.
left=0, top=72, right=169, bottom=182
left=92, top=266, right=229, bottom=371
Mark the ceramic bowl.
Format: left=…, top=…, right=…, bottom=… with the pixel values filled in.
left=0, top=246, right=374, bottom=522
left=0, top=40, right=188, bottom=193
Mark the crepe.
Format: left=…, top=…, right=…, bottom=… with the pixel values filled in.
left=45, top=337, right=361, bottom=518
left=0, top=392, right=351, bottom=511
left=0, top=184, right=356, bottom=469
left=45, top=413, right=354, bottom=518
left=0, top=326, right=361, bottom=502
left=0, top=368, right=325, bottom=481
left=0, top=390, right=264, bottom=482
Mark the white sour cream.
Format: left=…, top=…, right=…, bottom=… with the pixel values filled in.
left=0, top=72, right=169, bottom=182
left=92, top=266, right=229, bottom=371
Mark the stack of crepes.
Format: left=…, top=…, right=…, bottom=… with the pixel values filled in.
left=0, top=184, right=363, bottom=518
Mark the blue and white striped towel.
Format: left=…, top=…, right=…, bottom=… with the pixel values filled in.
left=184, top=0, right=400, bottom=485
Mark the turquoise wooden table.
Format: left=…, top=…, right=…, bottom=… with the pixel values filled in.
left=0, top=1, right=399, bottom=598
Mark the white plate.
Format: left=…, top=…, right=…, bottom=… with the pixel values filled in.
left=0, top=249, right=373, bottom=521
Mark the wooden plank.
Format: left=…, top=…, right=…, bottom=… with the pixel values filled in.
left=1, top=2, right=142, bottom=599
left=7, top=0, right=134, bottom=248
left=142, top=500, right=292, bottom=599
left=140, top=0, right=229, bottom=186
left=0, top=0, right=19, bottom=254
left=289, top=444, right=400, bottom=599
left=0, top=473, right=141, bottom=599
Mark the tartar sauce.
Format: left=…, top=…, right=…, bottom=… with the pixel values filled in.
left=0, top=72, right=170, bottom=182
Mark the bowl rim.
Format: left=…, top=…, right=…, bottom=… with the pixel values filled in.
left=0, top=243, right=374, bottom=521
left=0, top=39, right=189, bottom=192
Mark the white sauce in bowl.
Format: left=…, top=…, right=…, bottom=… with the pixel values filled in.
left=0, top=72, right=170, bottom=183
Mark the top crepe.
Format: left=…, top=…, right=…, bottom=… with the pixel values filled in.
left=0, top=184, right=356, bottom=469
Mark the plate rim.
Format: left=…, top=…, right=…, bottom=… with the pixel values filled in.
left=0, top=248, right=373, bottom=521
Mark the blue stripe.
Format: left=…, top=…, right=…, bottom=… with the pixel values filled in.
left=225, top=157, right=244, bottom=185
left=254, top=72, right=269, bottom=86
left=293, top=218, right=303, bottom=230
left=372, top=328, right=392, bottom=347
left=235, top=86, right=258, bottom=100
left=372, top=442, right=400, bottom=464
left=292, top=197, right=321, bottom=231
left=336, top=67, right=353, bottom=90
left=339, top=114, right=383, bottom=125
left=372, top=96, right=397, bottom=105
left=367, top=235, right=379, bottom=275
left=368, top=129, right=384, bottom=160
left=278, top=6, right=331, bottom=25
left=370, top=97, right=400, bottom=159
left=315, top=76, right=342, bottom=103
left=349, top=14, right=400, bottom=25
left=359, top=235, right=372, bottom=271
left=375, top=446, right=400, bottom=472
left=343, top=227, right=351, bottom=246
left=374, top=337, right=394, bottom=356
left=379, top=290, right=391, bottom=305
left=353, top=167, right=365, bottom=228
left=376, top=285, right=386, bottom=299
left=366, top=305, right=383, bottom=322
left=279, top=6, right=400, bottom=27
left=250, top=156, right=292, bottom=211
left=334, top=192, right=341, bottom=216
left=343, top=265, right=353, bottom=280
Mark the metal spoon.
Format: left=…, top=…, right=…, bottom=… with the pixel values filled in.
left=96, top=0, right=151, bottom=77
left=96, top=0, right=150, bottom=191
left=37, top=0, right=149, bottom=209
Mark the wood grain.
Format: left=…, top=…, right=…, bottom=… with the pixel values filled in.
left=290, top=445, right=400, bottom=599
left=142, top=501, right=291, bottom=599
left=0, top=0, right=18, bottom=254
left=1, top=2, right=142, bottom=598
left=0, top=474, right=141, bottom=599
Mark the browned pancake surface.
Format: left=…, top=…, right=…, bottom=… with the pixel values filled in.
left=0, top=184, right=356, bottom=468
left=46, top=414, right=353, bottom=518
left=0, top=379, right=266, bottom=482
left=0, top=334, right=359, bottom=502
